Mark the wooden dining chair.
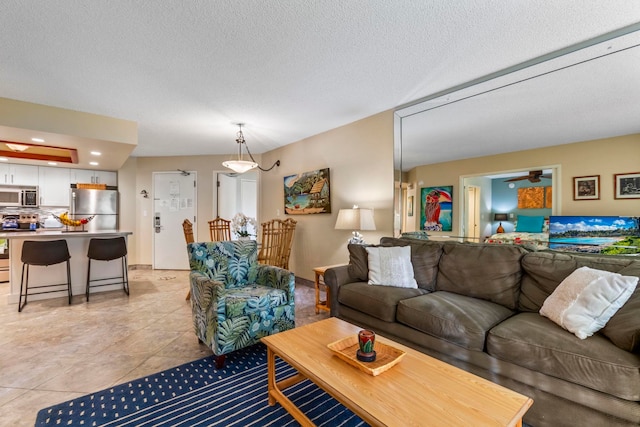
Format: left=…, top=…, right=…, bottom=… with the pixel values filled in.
left=182, top=219, right=195, bottom=244
left=208, top=216, right=231, bottom=241
left=182, top=219, right=195, bottom=300
left=257, top=218, right=297, bottom=269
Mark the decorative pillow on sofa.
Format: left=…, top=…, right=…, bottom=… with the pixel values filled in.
left=347, top=243, right=374, bottom=281
left=365, top=246, right=417, bottom=288
left=540, top=266, right=638, bottom=339
left=600, top=263, right=640, bottom=353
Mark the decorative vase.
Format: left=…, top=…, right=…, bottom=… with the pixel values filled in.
left=238, top=236, right=250, bottom=241
left=356, top=329, right=376, bottom=362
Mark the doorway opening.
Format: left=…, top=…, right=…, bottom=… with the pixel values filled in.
left=214, top=170, right=258, bottom=239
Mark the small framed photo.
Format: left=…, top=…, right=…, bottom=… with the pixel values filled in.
left=407, top=195, right=414, bottom=217
left=615, top=172, right=640, bottom=199
left=573, top=175, right=600, bottom=200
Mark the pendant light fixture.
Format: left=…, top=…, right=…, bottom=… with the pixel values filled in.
left=222, top=123, right=280, bottom=174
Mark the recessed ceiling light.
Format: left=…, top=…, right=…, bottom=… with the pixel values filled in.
left=89, top=161, right=99, bottom=166
left=48, top=162, right=57, bottom=166
left=31, top=138, right=45, bottom=143
left=90, top=151, right=101, bottom=156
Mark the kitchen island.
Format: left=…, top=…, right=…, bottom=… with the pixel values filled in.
left=2, top=230, right=132, bottom=305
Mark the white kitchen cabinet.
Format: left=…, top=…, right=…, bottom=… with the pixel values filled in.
left=70, top=169, right=117, bottom=186
left=0, top=164, right=39, bottom=186
left=38, top=166, right=71, bottom=206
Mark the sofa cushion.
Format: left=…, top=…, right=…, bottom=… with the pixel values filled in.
left=540, top=266, right=638, bottom=339
left=487, top=312, right=640, bottom=400
left=337, top=281, right=427, bottom=322
left=601, top=263, right=640, bottom=353
left=519, top=251, right=637, bottom=312
left=397, top=291, right=514, bottom=351
left=380, top=237, right=443, bottom=291
left=436, top=243, right=527, bottom=309
left=366, top=246, right=417, bottom=288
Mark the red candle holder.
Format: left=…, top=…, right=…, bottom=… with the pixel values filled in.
left=356, top=329, right=376, bottom=362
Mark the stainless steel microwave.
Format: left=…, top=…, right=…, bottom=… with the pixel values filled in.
left=0, top=186, right=39, bottom=207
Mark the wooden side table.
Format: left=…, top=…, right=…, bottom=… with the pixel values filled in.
left=313, top=264, right=345, bottom=314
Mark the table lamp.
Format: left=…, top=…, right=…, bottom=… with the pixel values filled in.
left=335, top=206, right=376, bottom=244
left=494, top=213, right=508, bottom=233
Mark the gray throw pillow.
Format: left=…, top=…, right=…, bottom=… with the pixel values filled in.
left=600, top=264, right=640, bottom=353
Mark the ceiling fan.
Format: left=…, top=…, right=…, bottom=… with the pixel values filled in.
left=504, top=170, right=552, bottom=183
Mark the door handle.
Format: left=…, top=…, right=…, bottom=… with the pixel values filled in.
left=155, top=213, right=161, bottom=233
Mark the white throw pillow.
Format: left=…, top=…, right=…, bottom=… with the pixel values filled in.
left=540, top=266, right=638, bottom=339
left=365, top=246, right=417, bottom=288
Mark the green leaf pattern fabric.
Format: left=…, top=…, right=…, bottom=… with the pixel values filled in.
left=187, top=240, right=295, bottom=356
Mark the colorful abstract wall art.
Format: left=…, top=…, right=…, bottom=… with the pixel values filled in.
left=420, top=186, right=453, bottom=232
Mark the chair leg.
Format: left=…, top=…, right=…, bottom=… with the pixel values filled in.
left=66, top=259, right=72, bottom=305
left=122, top=256, right=129, bottom=295
left=214, top=355, right=226, bottom=369
left=85, top=258, right=92, bottom=302
left=18, top=263, right=28, bottom=312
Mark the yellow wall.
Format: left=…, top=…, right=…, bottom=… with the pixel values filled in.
left=407, top=133, right=640, bottom=236
left=257, top=110, right=394, bottom=279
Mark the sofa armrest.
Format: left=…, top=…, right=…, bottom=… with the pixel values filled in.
left=254, top=264, right=296, bottom=303
left=325, top=265, right=355, bottom=317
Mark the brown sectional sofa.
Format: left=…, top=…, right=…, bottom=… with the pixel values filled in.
left=324, top=237, right=640, bottom=427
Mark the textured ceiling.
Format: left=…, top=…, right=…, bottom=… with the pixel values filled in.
left=1, top=1, right=640, bottom=160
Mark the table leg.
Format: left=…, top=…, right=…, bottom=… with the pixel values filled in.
left=265, top=347, right=316, bottom=426
left=314, top=271, right=321, bottom=314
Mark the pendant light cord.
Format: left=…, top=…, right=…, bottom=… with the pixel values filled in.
left=243, top=142, right=281, bottom=171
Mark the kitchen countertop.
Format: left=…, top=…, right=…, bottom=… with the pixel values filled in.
left=0, top=229, right=132, bottom=239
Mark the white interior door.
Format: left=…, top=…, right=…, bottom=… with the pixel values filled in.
left=466, top=185, right=481, bottom=241
left=216, top=171, right=257, bottom=239
left=153, top=171, right=196, bottom=269
left=217, top=173, right=237, bottom=220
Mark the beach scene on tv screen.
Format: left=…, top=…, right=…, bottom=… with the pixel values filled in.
left=549, top=216, right=640, bottom=254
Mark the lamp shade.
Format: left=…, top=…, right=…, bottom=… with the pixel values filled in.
left=494, top=213, right=508, bottom=221
left=222, top=159, right=258, bottom=174
left=335, top=208, right=376, bottom=231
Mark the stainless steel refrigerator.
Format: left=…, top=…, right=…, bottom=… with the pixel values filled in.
left=70, top=188, right=119, bottom=232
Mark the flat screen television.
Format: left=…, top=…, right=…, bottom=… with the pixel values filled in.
left=548, top=216, right=640, bottom=255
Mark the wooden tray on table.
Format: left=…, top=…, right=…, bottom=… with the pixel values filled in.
left=327, top=335, right=406, bottom=376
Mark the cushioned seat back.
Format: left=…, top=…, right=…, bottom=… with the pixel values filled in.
left=519, top=251, right=637, bottom=312
left=436, top=242, right=527, bottom=309
left=21, top=239, right=70, bottom=266
left=379, top=237, right=444, bottom=291
left=187, top=240, right=257, bottom=288
left=87, top=237, right=127, bottom=261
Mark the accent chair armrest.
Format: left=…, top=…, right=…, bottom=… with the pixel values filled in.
left=254, top=264, right=295, bottom=302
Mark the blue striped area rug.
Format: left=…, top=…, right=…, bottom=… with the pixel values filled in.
left=35, top=344, right=366, bottom=426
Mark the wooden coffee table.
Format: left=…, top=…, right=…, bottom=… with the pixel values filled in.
left=261, top=317, right=532, bottom=427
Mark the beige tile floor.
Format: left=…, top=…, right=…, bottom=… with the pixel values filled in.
left=0, top=269, right=329, bottom=427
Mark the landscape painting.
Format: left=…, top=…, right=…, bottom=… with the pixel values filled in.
left=284, top=168, right=331, bottom=214
left=549, top=216, right=640, bottom=254
left=420, top=186, right=453, bottom=232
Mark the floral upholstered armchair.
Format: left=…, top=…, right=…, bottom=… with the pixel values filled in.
left=188, top=240, right=295, bottom=367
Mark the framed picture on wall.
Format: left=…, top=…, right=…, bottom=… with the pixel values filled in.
left=615, top=172, right=640, bottom=199
left=407, top=195, right=414, bottom=217
left=420, top=186, right=453, bottom=232
left=573, top=175, right=600, bottom=200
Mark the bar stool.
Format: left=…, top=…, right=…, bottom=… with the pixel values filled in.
left=86, top=237, right=129, bottom=301
left=19, top=240, right=72, bottom=312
